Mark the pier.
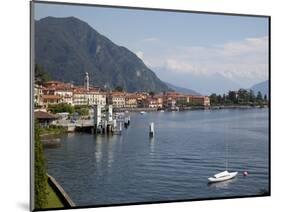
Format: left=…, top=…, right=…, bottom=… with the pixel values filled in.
left=53, top=104, right=130, bottom=135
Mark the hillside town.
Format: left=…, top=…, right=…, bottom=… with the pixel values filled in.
left=34, top=72, right=210, bottom=110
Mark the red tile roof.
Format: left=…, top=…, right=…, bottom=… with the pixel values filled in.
left=42, top=95, right=61, bottom=100
left=34, top=111, right=58, bottom=119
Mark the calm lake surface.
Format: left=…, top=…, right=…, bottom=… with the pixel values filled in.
left=44, top=108, right=269, bottom=206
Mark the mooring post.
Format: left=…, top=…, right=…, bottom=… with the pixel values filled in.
left=119, top=122, right=122, bottom=133
left=149, top=122, right=155, bottom=137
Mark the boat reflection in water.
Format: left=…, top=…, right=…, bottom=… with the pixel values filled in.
left=208, top=177, right=238, bottom=189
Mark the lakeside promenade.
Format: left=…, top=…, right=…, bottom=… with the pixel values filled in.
left=113, top=104, right=268, bottom=112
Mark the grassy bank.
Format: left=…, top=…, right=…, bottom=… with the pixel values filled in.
left=45, top=183, right=64, bottom=209
left=39, top=125, right=66, bottom=137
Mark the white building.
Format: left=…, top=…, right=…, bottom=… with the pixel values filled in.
left=34, top=84, right=44, bottom=106
left=73, top=90, right=93, bottom=106
left=54, top=89, right=73, bottom=105
left=108, top=92, right=126, bottom=108
left=93, top=92, right=106, bottom=107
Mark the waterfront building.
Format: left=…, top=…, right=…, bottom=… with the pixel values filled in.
left=203, top=96, right=211, bottom=106
left=37, top=73, right=211, bottom=110
left=154, top=95, right=163, bottom=108
left=34, top=84, right=44, bottom=107
left=107, top=92, right=126, bottom=108
left=145, top=97, right=159, bottom=108
left=125, top=94, right=138, bottom=108
left=176, top=94, right=190, bottom=104
left=42, top=87, right=55, bottom=95
left=162, top=92, right=211, bottom=107
left=72, top=81, right=101, bottom=106
left=163, top=92, right=178, bottom=108
left=190, top=96, right=210, bottom=106
left=42, top=82, right=74, bottom=105
left=93, top=92, right=107, bottom=107
left=41, top=95, right=62, bottom=107
left=135, top=92, right=149, bottom=108
left=34, top=110, right=58, bottom=127
left=149, top=98, right=158, bottom=108
left=72, top=88, right=93, bottom=106
left=37, top=72, right=110, bottom=108
left=54, top=89, right=73, bottom=105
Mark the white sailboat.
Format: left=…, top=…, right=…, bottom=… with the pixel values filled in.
left=208, top=133, right=238, bottom=183
left=208, top=170, right=238, bottom=183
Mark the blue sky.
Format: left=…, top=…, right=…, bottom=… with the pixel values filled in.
left=34, top=2, right=269, bottom=94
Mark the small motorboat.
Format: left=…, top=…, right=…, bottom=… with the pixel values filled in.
left=208, top=170, right=238, bottom=183
left=140, top=111, right=146, bottom=114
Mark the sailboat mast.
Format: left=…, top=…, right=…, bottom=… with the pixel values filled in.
left=226, top=137, right=228, bottom=170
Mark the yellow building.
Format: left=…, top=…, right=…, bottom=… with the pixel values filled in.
left=125, top=94, right=138, bottom=108
left=190, top=96, right=210, bottom=106
left=107, top=92, right=126, bottom=108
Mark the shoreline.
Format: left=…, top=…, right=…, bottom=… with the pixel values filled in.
left=40, top=105, right=268, bottom=137
left=46, top=174, right=75, bottom=208
left=113, top=105, right=268, bottom=112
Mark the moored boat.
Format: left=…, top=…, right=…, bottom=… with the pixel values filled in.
left=208, top=171, right=238, bottom=183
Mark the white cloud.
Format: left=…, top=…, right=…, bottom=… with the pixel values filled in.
left=165, top=59, right=194, bottom=73
left=219, top=36, right=268, bottom=57
left=162, top=59, right=208, bottom=76
left=143, top=36, right=269, bottom=87
left=142, top=37, right=159, bottom=42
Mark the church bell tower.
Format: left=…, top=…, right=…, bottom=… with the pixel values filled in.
left=84, top=72, right=89, bottom=91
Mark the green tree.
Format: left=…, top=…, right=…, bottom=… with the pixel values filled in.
left=76, top=107, right=89, bottom=116
left=237, top=89, right=249, bottom=104
left=228, top=91, right=237, bottom=104
left=35, top=64, right=51, bottom=84
left=114, top=86, right=124, bottom=92
left=34, top=120, right=48, bottom=208
left=222, top=94, right=227, bottom=104
left=217, top=95, right=222, bottom=104
left=249, top=89, right=256, bottom=102
left=209, top=93, right=217, bottom=105
left=149, top=91, right=155, bottom=97
left=48, top=103, right=75, bottom=114
left=257, top=91, right=263, bottom=101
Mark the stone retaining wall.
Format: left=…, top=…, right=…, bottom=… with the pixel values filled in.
left=47, top=174, right=75, bottom=208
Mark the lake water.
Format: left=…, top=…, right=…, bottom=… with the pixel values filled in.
left=44, top=108, right=269, bottom=206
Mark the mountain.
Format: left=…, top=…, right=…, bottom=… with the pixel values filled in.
left=165, top=82, right=201, bottom=95
left=250, top=80, right=269, bottom=96
left=35, top=16, right=169, bottom=92
left=152, top=67, right=242, bottom=95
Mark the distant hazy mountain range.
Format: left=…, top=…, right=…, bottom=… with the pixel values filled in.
left=153, top=67, right=242, bottom=95
left=165, top=82, right=201, bottom=95
left=250, top=80, right=269, bottom=96
left=35, top=16, right=169, bottom=92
